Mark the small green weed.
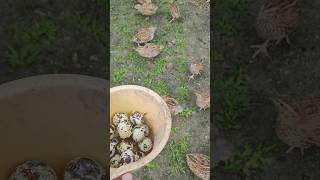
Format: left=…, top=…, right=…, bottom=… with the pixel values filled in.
left=169, top=137, right=190, bottom=174
left=6, top=21, right=57, bottom=67
left=155, top=80, right=169, bottom=96
left=215, top=17, right=239, bottom=37
left=113, top=68, right=128, bottom=83
left=216, top=69, right=250, bottom=130
left=64, top=10, right=107, bottom=42
left=177, top=85, right=189, bottom=103
left=178, top=107, right=194, bottom=118
left=171, top=127, right=179, bottom=134
left=222, top=143, right=277, bottom=177
left=175, top=57, right=188, bottom=73
left=146, top=161, right=157, bottom=170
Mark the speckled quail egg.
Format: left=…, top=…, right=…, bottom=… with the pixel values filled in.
left=64, top=157, right=106, bottom=180
left=110, top=143, right=116, bottom=158
left=130, top=111, right=145, bottom=125
left=134, top=151, right=145, bottom=161
left=138, top=137, right=153, bottom=152
left=120, top=149, right=135, bottom=165
left=113, top=112, right=129, bottom=126
left=111, top=136, right=120, bottom=146
left=110, top=154, right=121, bottom=168
left=117, top=121, right=133, bottom=139
left=9, top=160, right=57, bottom=180
left=110, top=124, right=119, bottom=139
left=132, top=125, right=148, bottom=142
left=117, top=140, right=134, bottom=153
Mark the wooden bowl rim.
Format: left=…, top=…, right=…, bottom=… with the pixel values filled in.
left=110, top=85, right=172, bottom=179
left=0, top=74, right=108, bottom=99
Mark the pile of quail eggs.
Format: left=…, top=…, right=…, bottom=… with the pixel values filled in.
left=110, top=111, right=153, bottom=168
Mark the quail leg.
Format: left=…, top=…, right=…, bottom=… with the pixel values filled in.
left=250, top=40, right=270, bottom=58
left=275, top=35, right=291, bottom=46
left=286, top=146, right=296, bottom=154
left=188, top=74, right=195, bottom=81
left=169, top=18, right=175, bottom=23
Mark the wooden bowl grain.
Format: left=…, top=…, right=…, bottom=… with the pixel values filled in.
left=110, top=85, right=172, bottom=179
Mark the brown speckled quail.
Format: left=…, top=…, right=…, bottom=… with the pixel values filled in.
left=135, top=0, right=158, bottom=17
left=168, top=0, right=180, bottom=23
left=195, top=90, right=210, bottom=110
left=162, top=95, right=183, bottom=116
left=136, top=43, right=162, bottom=59
left=132, top=26, right=157, bottom=44
left=189, top=58, right=204, bottom=80
left=272, top=96, right=320, bottom=155
left=251, top=0, right=300, bottom=58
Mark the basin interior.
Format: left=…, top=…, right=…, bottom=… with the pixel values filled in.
left=0, top=81, right=107, bottom=179
left=110, top=86, right=171, bottom=178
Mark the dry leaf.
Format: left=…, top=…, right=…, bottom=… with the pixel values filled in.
left=195, top=90, right=210, bottom=110
left=186, top=153, right=210, bottom=180
left=162, top=96, right=183, bottom=116
left=132, top=26, right=157, bottom=44
left=136, top=43, right=162, bottom=59
left=189, top=59, right=204, bottom=80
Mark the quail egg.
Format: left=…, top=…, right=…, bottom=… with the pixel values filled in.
left=117, top=121, right=133, bottom=139
left=120, top=149, right=135, bottom=165
left=132, top=125, right=148, bottom=142
left=110, top=154, right=121, bottom=168
left=64, top=157, right=106, bottom=180
left=134, top=151, right=145, bottom=161
left=117, top=140, right=134, bottom=153
left=110, top=143, right=116, bottom=158
left=113, top=112, right=129, bottom=126
left=9, top=160, right=57, bottom=180
left=111, top=136, right=120, bottom=146
left=130, top=111, right=145, bottom=125
left=110, top=124, right=119, bottom=139
left=138, top=137, right=153, bottom=152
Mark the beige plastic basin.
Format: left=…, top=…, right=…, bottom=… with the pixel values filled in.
left=110, top=85, right=172, bottom=179
left=0, top=74, right=108, bottom=179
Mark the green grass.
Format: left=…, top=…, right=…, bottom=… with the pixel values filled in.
left=63, top=10, right=108, bottom=42
left=113, top=68, right=129, bottom=83
left=171, top=127, right=180, bottom=134
left=6, top=21, right=57, bottom=67
left=178, top=107, right=194, bottom=118
left=177, top=85, right=189, bottom=103
left=216, top=69, right=250, bottom=130
left=175, top=57, right=188, bottom=73
left=219, top=0, right=248, bottom=13
left=169, top=137, right=190, bottom=174
left=146, top=160, right=158, bottom=170
left=155, top=80, right=169, bottom=96
left=215, top=17, right=239, bottom=37
left=222, top=143, right=278, bottom=177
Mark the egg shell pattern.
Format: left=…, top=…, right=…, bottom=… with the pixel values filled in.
left=64, top=157, right=106, bottom=180
left=10, top=160, right=57, bottom=180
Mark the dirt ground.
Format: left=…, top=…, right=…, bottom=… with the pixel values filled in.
left=111, top=0, right=210, bottom=179
left=0, top=0, right=108, bottom=84
left=213, top=0, right=320, bottom=179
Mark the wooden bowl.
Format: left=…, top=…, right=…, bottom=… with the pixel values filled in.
left=0, top=74, right=107, bottom=179
left=110, top=85, right=172, bottom=179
